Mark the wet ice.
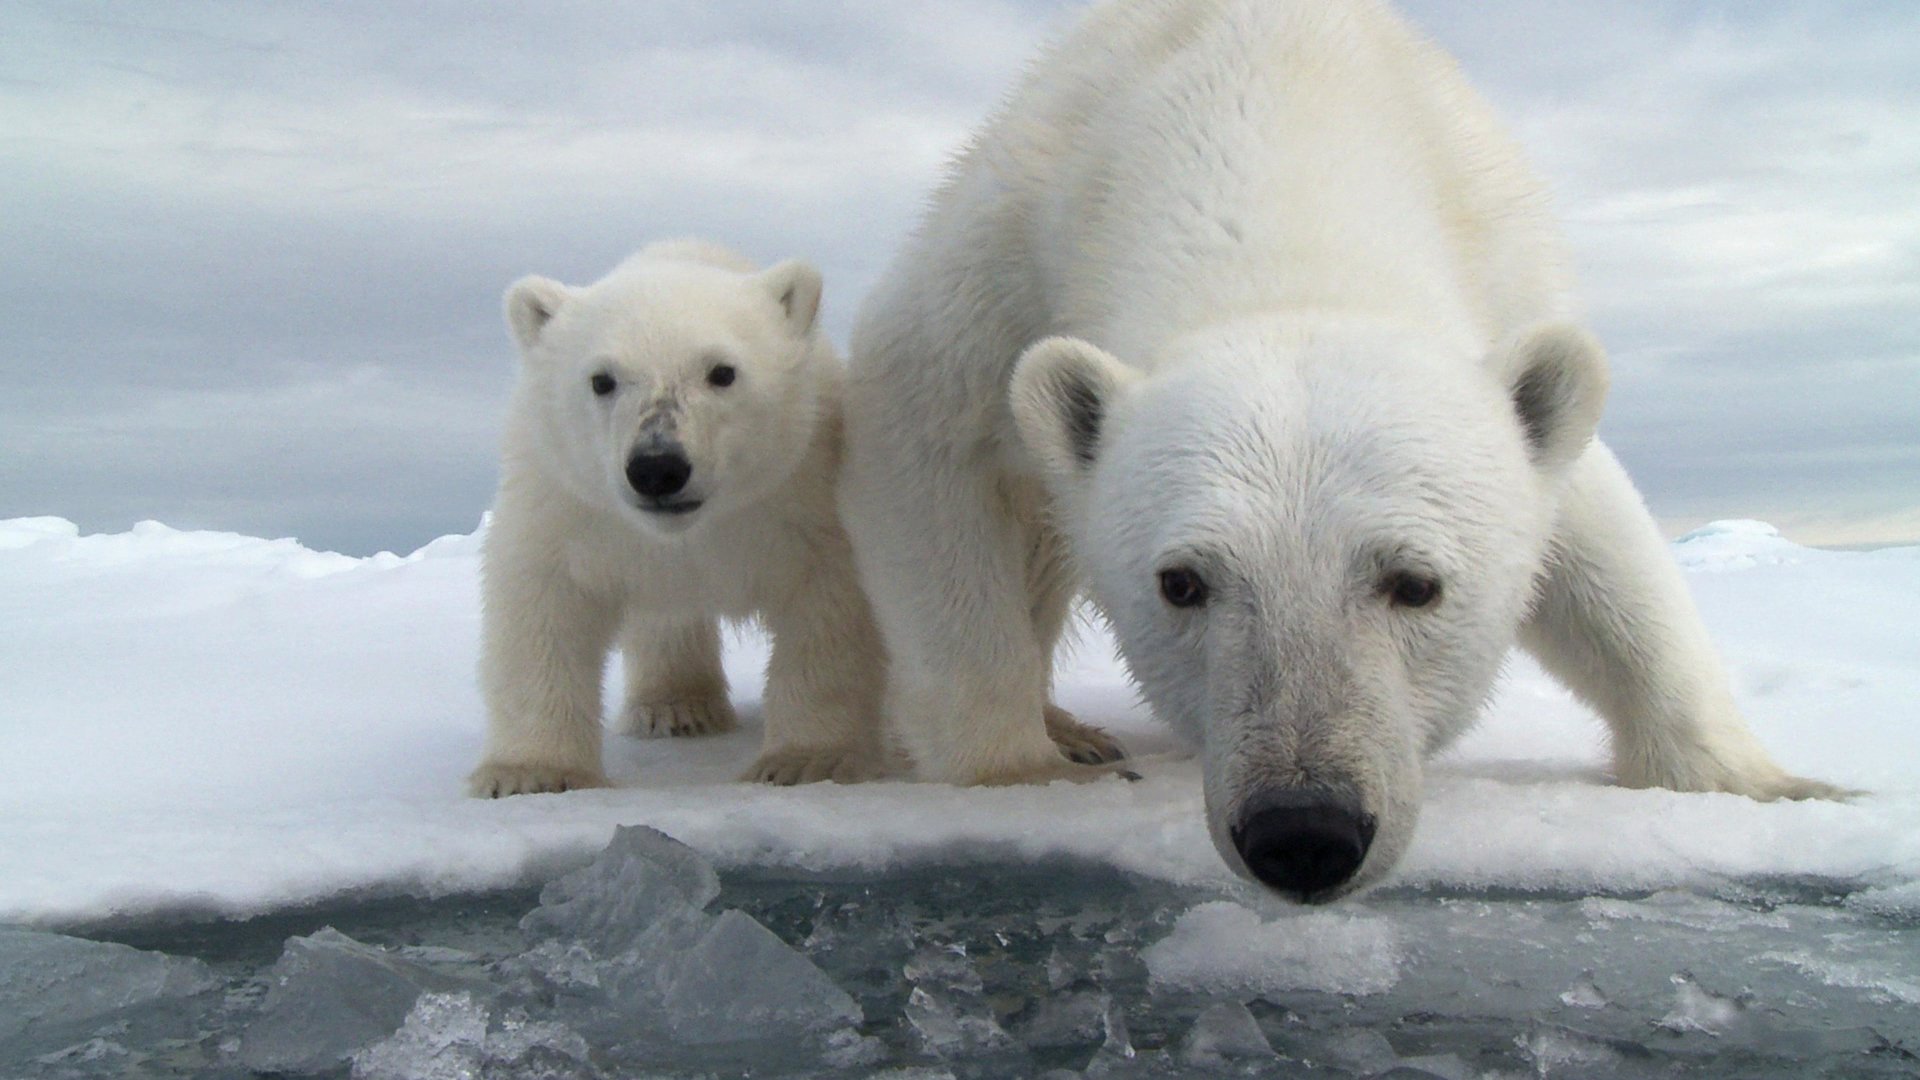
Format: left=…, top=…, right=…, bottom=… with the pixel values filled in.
left=0, top=928, right=218, bottom=1060
left=238, top=926, right=496, bottom=1074
left=7, top=834, right=1920, bottom=1078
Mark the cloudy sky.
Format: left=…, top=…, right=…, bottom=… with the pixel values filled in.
left=4, top=1, right=1916, bottom=555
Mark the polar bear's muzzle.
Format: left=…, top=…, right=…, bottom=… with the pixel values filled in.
left=1228, top=787, right=1376, bottom=903
left=625, top=445, right=703, bottom=516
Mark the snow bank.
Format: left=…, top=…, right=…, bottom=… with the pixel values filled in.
left=0, top=515, right=1915, bottom=930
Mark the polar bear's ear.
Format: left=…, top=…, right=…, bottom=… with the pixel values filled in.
left=1011, top=336, right=1142, bottom=485
left=756, top=259, right=824, bottom=336
left=504, top=276, right=573, bottom=352
left=1497, top=322, right=1611, bottom=472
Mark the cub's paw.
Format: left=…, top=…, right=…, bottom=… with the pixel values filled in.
left=741, top=745, right=883, bottom=786
left=620, top=696, right=738, bottom=739
left=468, top=761, right=607, bottom=798
left=1043, top=704, right=1128, bottom=765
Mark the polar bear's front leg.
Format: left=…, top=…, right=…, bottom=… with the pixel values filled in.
left=746, top=535, right=887, bottom=785
left=616, top=616, right=737, bottom=739
left=469, top=555, right=621, bottom=797
left=841, top=437, right=1116, bottom=786
left=1518, top=444, right=1847, bottom=800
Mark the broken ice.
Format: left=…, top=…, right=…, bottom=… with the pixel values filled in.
left=517, top=825, right=862, bottom=1053
left=351, top=991, right=592, bottom=1080
left=238, top=926, right=495, bottom=1074
left=0, top=927, right=218, bottom=1059
left=520, top=824, right=721, bottom=955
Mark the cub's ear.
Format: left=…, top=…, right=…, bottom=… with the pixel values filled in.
left=1496, top=322, right=1610, bottom=472
left=1010, top=336, right=1142, bottom=487
left=756, top=259, right=824, bottom=336
left=504, top=276, right=573, bottom=352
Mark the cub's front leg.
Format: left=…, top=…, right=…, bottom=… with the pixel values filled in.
left=616, top=615, right=738, bottom=738
left=469, top=536, right=621, bottom=798
left=747, top=538, right=888, bottom=785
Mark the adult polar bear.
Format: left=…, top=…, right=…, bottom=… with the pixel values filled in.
left=840, top=0, right=1840, bottom=901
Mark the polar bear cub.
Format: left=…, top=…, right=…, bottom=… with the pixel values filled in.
left=469, top=241, right=886, bottom=797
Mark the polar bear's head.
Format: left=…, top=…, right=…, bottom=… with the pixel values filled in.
left=1011, top=317, right=1608, bottom=901
left=503, top=247, right=832, bottom=535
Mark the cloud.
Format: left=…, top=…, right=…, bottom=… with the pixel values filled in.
left=0, top=0, right=1914, bottom=551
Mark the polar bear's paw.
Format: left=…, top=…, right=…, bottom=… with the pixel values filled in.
left=741, top=744, right=884, bottom=786
left=468, top=761, right=608, bottom=798
left=1693, top=767, right=1859, bottom=802
left=974, top=755, right=1141, bottom=787
left=1618, top=748, right=1857, bottom=802
left=621, top=696, right=738, bottom=739
left=1043, top=704, right=1128, bottom=765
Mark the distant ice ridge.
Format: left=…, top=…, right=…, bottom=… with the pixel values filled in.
left=1671, top=519, right=1803, bottom=572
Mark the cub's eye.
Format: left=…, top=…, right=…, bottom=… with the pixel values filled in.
left=1158, top=567, right=1209, bottom=609
left=1386, top=573, right=1442, bottom=609
left=589, top=372, right=616, bottom=397
left=706, top=363, right=737, bottom=388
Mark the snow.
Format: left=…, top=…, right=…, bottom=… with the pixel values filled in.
left=1142, top=901, right=1404, bottom=997
left=0, top=512, right=1915, bottom=932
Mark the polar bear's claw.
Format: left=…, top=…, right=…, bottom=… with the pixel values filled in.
left=1043, top=705, right=1128, bottom=765
left=622, top=697, right=738, bottom=739
left=467, top=762, right=608, bottom=798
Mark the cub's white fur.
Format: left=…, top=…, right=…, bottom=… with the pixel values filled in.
left=841, top=0, right=1840, bottom=896
left=471, top=241, right=885, bottom=796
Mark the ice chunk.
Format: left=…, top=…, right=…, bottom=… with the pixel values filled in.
left=1516, top=1025, right=1639, bottom=1078
left=520, top=826, right=721, bottom=955
left=1761, top=948, right=1920, bottom=1005
left=1558, top=970, right=1609, bottom=1009
left=904, top=943, right=983, bottom=995
left=1578, top=891, right=1790, bottom=932
left=1013, top=988, right=1110, bottom=1049
left=655, top=909, right=862, bottom=1043
left=1142, top=901, right=1402, bottom=997
left=1275, top=1027, right=1399, bottom=1075
left=905, top=986, right=1013, bottom=1057
left=238, top=927, right=494, bottom=1075
left=0, top=927, right=218, bottom=1058
left=351, top=991, right=488, bottom=1080
left=1653, top=971, right=1752, bottom=1037
left=494, top=938, right=604, bottom=998
left=1390, top=1054, right=1475, bottom=1080
left=351, top=991, right=592, bottom=1080
left=1177, top=1000, right=1273, bottom=1065
left=1079, top=1005, right=1144, bottom=1078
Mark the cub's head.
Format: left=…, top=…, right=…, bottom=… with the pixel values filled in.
left=1011, top=318, right=1608, bottom=901
left=504, top=247, right=832, bottom=534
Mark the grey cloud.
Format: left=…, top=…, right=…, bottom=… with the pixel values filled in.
left=1, top=0, right=1914, bottom=553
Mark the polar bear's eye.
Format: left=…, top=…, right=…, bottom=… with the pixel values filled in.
left=1386, top=573, right=1442, bottom=609
left=1158, top=567, right=1209, bottom=609
left=706, top=363, right=737, bottom=389
left=590, top=372, right=617, bottom=397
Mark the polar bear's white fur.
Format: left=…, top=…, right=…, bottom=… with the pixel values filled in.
left=840, top=0, right=1840, bottom=898
left=470, top=241, right=885, bottom=797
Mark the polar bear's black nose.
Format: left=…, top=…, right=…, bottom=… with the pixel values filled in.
left=1230, top=790, right=1375, bottom=901
left=626, top=451, right=692, bottom=498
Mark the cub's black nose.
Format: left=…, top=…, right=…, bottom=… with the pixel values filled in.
left=1230, top=790, right=1375, bottom=901
left=626, top=451, right=692, bottom=499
